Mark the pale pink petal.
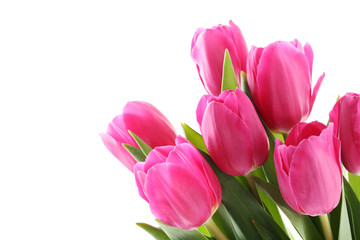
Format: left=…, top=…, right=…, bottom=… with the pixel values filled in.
left=289, top=125, right=342, bottom=215
left=122, top=101, right=177, bottom=148
left=100, top=133, right=137, bottom=172
left=145, top=163, right=214, bottom=230
left=274, top=139, right=302, bottom=214
left=309, top=73, right=325, bottom=113
left=133, top=162, right=148, bottom=201
left=202, top=101, right=253, bottom=175
left=196, top=95, right=211, bottom=126
left=256, top=41, right=311, bottom=132
left=304, top=43, right=314, bottom=75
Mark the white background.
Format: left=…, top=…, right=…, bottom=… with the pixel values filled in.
left=1, top=0, right=359, bottom=239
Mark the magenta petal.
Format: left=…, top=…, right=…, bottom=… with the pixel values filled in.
left=100, top=133, right=137, bottom=172
left=122, top=101, right=177, bottom=148
left=304, top=43, right=314, bottom=75
left=289, top=126, right=342, bottom=215
left=256, top=41, right=311, bottom=132
left=274, top=139, right=302, bottom=214
left=144, top=146, right=174, bottom=172
left=329, top=97, right=340, bottom=136
left=145, top=163, right=213, bottom=230
left=309, top=73, right=325, bottom=113
left=196, top=95, right=211, bottom=126
left=202, top=101, right=253, bottom=175
left=134, top=162, right=148, bottom=202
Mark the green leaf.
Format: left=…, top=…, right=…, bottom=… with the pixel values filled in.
left=201, top=152, right=289, bottom=240
left=329, top=192, right=342, bottom=240
left=212, top=204, right=245, bottom=240
left=252, top=220, right=280, bottom=240
left=221, top=49, right=239, bottom=92
left=128, top=130, right=153, bottom=156
left=253, top=176, right=323, bottom=240
left=197, top=225, right=211, bottom=237
left=240, top=71, right=251, bottom=99
left=157, top=220, right=208, bottom=240
left=344, top=177, right=360, bottom=240
left=136, top=222, right=170, bottom=240
left=252, top=168, right=287, bottom=233
left=338, top=188, right=352, bottom=240
left=181, top=123, right=208, bottom=154
left=349, top=172, right=360, bottom=200
left=123, top=144, right=146, bottom=162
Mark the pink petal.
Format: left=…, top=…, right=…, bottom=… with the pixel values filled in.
left=122, top=101, right=177, bottom=148
left=133, top=162, right=148, bottom=202
left=304, top=43, right=314, bottom=75
left=285, top=121, right=326, bottom=147
left=329, top=97, right=341, bottom=137
left=289, top=125, right=342, bottom=215
left=309, top=73, right=325, bottom=113
left=229, top=20, right=248, bottom=74
left=201, top=101, right=253, bottom=175
left=196, top=95, right=211, bottom=126
left=274, top=139, right=302, bottom=214
left=144, top=146, right=174, bottom=173
left=145, top=163, right=214, bottom=230
left=256, top=41, right=312, bottom=132
left=100, top=133, right=137, bottom=172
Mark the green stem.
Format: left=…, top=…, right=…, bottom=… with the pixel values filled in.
left=319, top=214, right=334, bottom=240
left=281, top=132, right=288, bottom=141
left=204, top=218, right=228, bottom=240
left=245, top=173, right=263, bottom=206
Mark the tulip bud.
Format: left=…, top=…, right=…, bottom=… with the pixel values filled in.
left=133, top=136, right=222, bottom=230
left=100, top=101, right=177, bottom=172
left=247, top=39, right=325, bottom=133
left=330, top=93, right=360, bottom=175
left=274, top=121, right=342, bottom=216
left=191, top=20, right=248, bottom=96
left=197, top=88, right=269, bottom=176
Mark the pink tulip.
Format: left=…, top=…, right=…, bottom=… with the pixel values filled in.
left=191, top=20, right=248, bottom=96
left=197, top=88, right=269, bottom=176
left=133, top=136, right=222, bottom=230
left=247, top=39, right=325, bottom=133
left=274, top=121, right=342, bottom=216
left=100, top=101, right=177, bottom=172
left=330, top=93, right=360, bottom=175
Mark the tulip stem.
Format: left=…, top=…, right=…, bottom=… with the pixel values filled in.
left=245, top=173, right=263, bottom=206
left=204, top=218, right=228, bottom=240
left=319, top=214, right=334, bottom=240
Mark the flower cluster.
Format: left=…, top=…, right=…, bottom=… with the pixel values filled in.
left=101, top=21, right=360, bottom=240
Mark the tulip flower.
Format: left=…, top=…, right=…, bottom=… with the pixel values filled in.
left=191, top=20, right=248, bottom=96
left=247, top=39, right=325, bottom=133
left=330, top=93, right=360, bottom=175
left=100, top=101, right=177, bottom=172
left=197, top=88, right=269, bottom=176
left=133, top=136, right=222, bottom=230
left=274, top=121, right=342, bottom=216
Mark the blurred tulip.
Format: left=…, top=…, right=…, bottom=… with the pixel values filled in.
left=330, top=93, right=360, bottom=175
left=247, top=39, right=325, bottom=133
left=197, top=88, right=269, bottom=176
left=274, top=121, right=342, bottom=216
left=100, top=101, right=177, bottom=172
left=191, top=20, right=248, bottom=96
left=133, top=136, right=222, bottom=230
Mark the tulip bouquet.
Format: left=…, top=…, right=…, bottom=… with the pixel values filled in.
left=101, top=21, right=360, bottom=240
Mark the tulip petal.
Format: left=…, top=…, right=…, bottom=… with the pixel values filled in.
left=100, top=133, right=137, bottom=172
left=329, top=97, right=340, bottom=136
left=256, top=41, right=311, bottom=132
left=202, top=101, right=253, bottom=175
left=285, top=121, right=326, bottom=147
left=144, top=146, right=174, bottom=172
left=145, top=163, right=213, bottom=230
left=304, top=43, right=314, bottom=75
left=123, top=101, right=177, bottom=148
left=134, top=162, right=148, bottom=202
left=196, top=95, right=211, bottom=126
left=309, top=73, right=325, bottom=113
left=229, top=20, right=248, bottom=74
left=167, top=142, right=222, bottom=207
left=274, top=139, right=302, bottom=214
left=289, top=126, right=342, bottom=215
